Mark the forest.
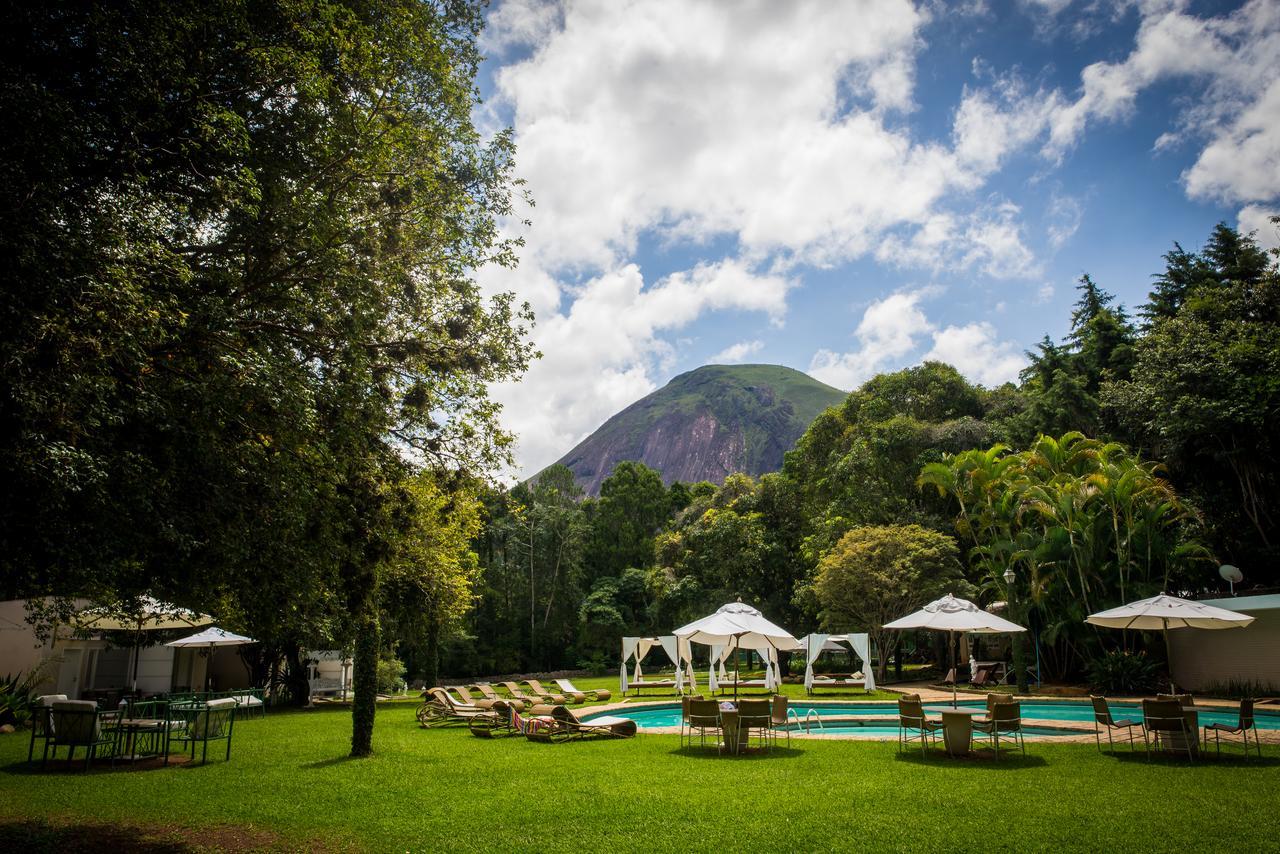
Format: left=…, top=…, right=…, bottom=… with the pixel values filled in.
left=437, top=222, right=1280, bottom=688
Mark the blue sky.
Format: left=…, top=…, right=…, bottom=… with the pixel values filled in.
left=473, top=0, right=1280, bottom=477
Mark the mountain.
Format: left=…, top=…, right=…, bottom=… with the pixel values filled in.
left=545, top=364, right=847, bottom=495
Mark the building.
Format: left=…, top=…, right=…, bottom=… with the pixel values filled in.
left=1169, top=593, right=1280, bottom=692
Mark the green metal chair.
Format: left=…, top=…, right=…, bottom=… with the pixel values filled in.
left=165, top=697, right=237, bottom=765
left=27, top=694, right=67, bottom=764
left=42, top=701, right=117, bottom=770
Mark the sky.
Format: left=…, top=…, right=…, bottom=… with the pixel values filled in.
left=472, top=0, right=1280, bottom=479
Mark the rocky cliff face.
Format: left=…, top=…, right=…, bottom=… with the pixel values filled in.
left=545, top=364, right=846, bottom=495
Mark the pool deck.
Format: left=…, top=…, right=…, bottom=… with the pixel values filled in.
left=587, top=684, right=1280, bottom=744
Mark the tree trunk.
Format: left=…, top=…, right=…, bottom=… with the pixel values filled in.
left=283, top=643, right=311, bottom=707
left=350, top=610, right=379, bottom=757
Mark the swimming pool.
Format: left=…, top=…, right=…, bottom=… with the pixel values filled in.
left=583, top=700, right=1279, bottom=733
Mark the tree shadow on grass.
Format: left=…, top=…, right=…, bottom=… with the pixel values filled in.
left=1104, top=749, right=1280, bottom=768
left=1, top=819, right=194, bottom=853
left=299, top=754, right=362, bottom=770
left=892, top=750, right=1049, bottom=769
left=668, top=745, right=806, bottom=760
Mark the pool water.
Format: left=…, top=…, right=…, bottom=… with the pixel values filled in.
left=583, top=700, right=1279, bottom=733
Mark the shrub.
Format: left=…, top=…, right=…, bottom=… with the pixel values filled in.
left=1087, top=650, right=1159, bottom=694
left=376, top=656, right=406, bottom=694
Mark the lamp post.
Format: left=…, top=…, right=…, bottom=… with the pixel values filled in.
left=1003, top=567, right=1028, bottom=693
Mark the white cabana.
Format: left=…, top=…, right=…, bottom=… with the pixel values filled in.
left=620, top=635, right=695, bottom=694
left=798, top=633, right=876, bottom=693
left=884, top=593, right=1025, bottom=707
left=674, top=601, right=799, bottom=697
left=1086, top=593, right=1254, bottom=692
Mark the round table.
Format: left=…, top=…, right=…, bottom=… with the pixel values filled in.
left=939, top=708, right=983, bottom=756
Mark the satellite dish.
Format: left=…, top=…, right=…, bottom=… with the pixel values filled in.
left=1219, top=564, right=1243, bottom=595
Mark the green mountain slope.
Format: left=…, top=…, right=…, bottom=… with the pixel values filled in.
left=546, top=364, right=847, bottom=495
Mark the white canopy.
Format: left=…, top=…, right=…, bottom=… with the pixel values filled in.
left=1085, top=594, right=1255, bottom=631
left=798, top=633, right=876, bottom=693
left=77, top=596, right=213, bottom=633
left=884, top=594, right=1025, bottom=706
left=166, top=626, right=256, bottom=647
left=620, top=635, right=694, bottom=694
left=674, top=601, right=799, bottom=694
left=77, top=596, right=215, bottom=691
left=883, top=594, right=1026, bottom=634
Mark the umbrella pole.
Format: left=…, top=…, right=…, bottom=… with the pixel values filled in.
left=1163, top=620, right=1175, bottom=694
left=950, top=632, right=957, bottom=708
left=733, top=635, right=740, bottom=701
left=131, top=624, right=142, bottom=694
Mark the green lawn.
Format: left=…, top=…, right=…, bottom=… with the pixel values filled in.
left=1, top=701, right=1276, bottom=852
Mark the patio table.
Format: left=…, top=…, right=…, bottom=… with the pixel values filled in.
left=114, top=718, right=166, bottom=761
left=940, top=708, right=983, bottom=756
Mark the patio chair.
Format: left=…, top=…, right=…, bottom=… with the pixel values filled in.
left=222, top=688, right=266, bottom=719
left=42, top=701, right=116, bottom=771
left=1142, top=698, right=1195, bottom=762
left=1203, top=698, right=1263, bottom=760
left=736, top=699, right=772, bottom=754
left=468, top=700, right=523, bottom=738
left=27, top=694, right=67, bottom=763
left=972, top=701, right=1025, bottom=759
left=897, top=694, right=942, bottom=758
left=469, top=683, right=526, bottom=711
left=417, top=687, right=494, bottom=728
left=165, top=697, right=237, bottom=765
left=555, top=678, right=611, bottom=703
left=686, top=699, right=722, bottom=752
left=501, top=681, right=564, bottom=706
left=524, top=704, right=637, bottom=744
left=523, top=679, right=573, bottom=704
left=970, top=667, right=992, bottom=688
left=1091, top=696, right=1142, bottom=753
left=770, top=695, right=790, bottom=747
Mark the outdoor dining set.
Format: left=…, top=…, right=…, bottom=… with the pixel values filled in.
left=27, top=692, right=248, bottom=771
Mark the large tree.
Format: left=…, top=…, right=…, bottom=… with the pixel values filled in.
left=813, top=524, right=965, bottom=682
left=0, top=1, right=533, bottom=755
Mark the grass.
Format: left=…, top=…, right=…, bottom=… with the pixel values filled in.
left=1, top=700, right=1277, bottom=853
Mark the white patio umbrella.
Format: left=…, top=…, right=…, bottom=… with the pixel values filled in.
left=674, top=600, right=799, bottom=699
left=77, top=596, right=214, bottom=692
left=1085, top=594, right=1254, bottom=693
left=166, top=626, right=257, bottom=691
left=883, top=593, right=1026, bottom=707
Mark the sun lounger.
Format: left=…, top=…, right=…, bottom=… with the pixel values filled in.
left=469, top=683, right=526, bottom=712
left=502, top=681, right=565, bottom=706
left=715, top=677, right=768, bottom=695
left=555, top=678, right=611, bottom=702
left=524, top=705, right=638, bottom=743
left=628, top=678, right=680, bottom=696
left=417, top=687, right=494, bottom=728
left=806, top=675, right=867, bottom=695
left=523, top=679, right=572, bottom=704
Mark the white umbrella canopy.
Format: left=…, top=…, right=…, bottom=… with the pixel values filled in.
left=674, top=601, right=799, bottom=697
left=1085, top=594, right=1254, bottom=631
left=1085, top=594, right=1254, bottom=692
left=166, top=626, right=256, bottom=647
left=884, top=594, right=1027, bottom=707
left=77, top=596, right=215, bottom=692
left=167, top=627, right=256, bottom=692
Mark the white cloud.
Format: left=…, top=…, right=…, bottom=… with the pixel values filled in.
left=493, top=259, right=794, bottom=475
left=810, top=291, right=1026, bottom=390
left=809, top=291, right=934, bottom=389
left=876, top=202, right=1040, bottom=279
left=924, top=322, right=1027, bottom=387
left=1238, top=204, right=1280, bottom=252
left=710, top=340, right=765, bottom=365
left=1046, top=191, right=1084, bottom=249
